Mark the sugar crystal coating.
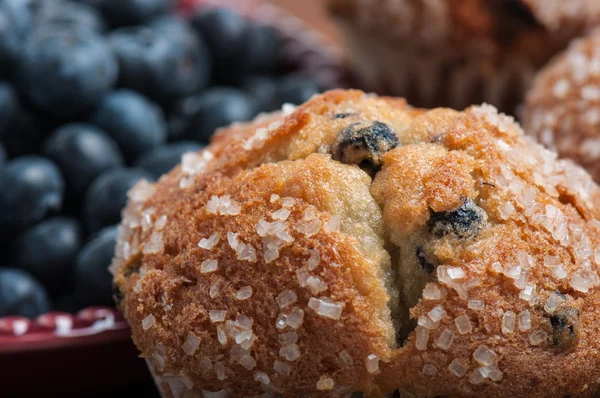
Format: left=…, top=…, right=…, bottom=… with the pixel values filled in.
left=502, top=311, right=516, bottom=334
left=365, top=354, right=379, bottom=373
left=473, top=345, right=497, bottom=366
left=182, top=332, right=201, bottom=355
left=454, top=314, right=473, bottom=334
left=142, top=314, right=155, bottom=330
left=428, top=305, right=446, bottom=322
left=448, top=359, right=468, bottom=377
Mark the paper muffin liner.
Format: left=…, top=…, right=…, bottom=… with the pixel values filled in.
left=336, top=19, right=539, bottom=113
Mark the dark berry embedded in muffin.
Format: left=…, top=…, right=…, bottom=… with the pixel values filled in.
left=332, top=120, right=400, bottom=173
left=0, top=156, right=64, bottom=234
left=89, top=90, right=167, bottom=163
left=14, top=217, right=83, bottom=294
left=17, top=27, right=118, bottom=118
left=428, top=198, right=486, bottom=239
left=43, top=123, right=124, bottom=197
left=0, top=268, right=51, bottom=318
left=83, top=168, right=154, bottom=233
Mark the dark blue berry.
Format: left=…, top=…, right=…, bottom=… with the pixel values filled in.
left=332, top=121, right=399, bottom=173
left=43, top=123, right=124, bottom=197
left=109, top=24, right=210, bottom=105
left=190, top=8, right=246, bottom=81
left=0, top=156, right=64, bottom=233
left=0, top=268, right=51, bottom=318
left=428, top=198, right=486, bottom=239
left=238, top=23, right=282, bottom=75
left=98, top=0, right=173, bottom=28
left=83, top=167, right=154, bottom=233
left=241, top=75, right=278, bottom=112
left=0, top=82, right=19, bottom=134
left=134, top=141, right=203, bottom=179
left=90, top=90, right=167, bottom=163
left=36, top=1, right=106, bottom=34
left=0, top=143, right=6, bottom=169
left=0, top=106, right=45, bottom=157
left=169, top=88, right=256, bottom=143
left=18, top=28, right=118, bottom=118
left=275, top=74, right=322, bottom=107
left=0, top=0, right=34, bottom=77
left=73, top=225, right=117, bottom=306
left=14, top=217, right=83, bottom=293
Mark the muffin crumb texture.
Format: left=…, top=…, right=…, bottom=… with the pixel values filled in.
left=113, top=90, right=600, bottom=397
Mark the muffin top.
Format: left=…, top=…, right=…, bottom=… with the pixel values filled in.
left=524, top=27, right=600, bottom=183
left=113, top=90, right=600, bottom=397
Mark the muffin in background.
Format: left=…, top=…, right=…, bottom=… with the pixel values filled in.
left=327, top=0, right=600, bottom=112
left=523, top=27, right=600, bottom=182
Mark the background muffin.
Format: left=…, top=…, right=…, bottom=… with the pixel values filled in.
left=113, top=90, right=600, bottom=397
left=327, top=0, right=600, bottom=112
left=523, top=27, right=600, bottom=183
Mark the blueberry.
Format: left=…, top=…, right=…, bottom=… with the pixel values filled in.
left=169, top=88, right=256, bottom=143
left=241, top=75, right=278, bottom=112
left=43, top=123, right=124, bottom=197
left=83, top=167, right=154, bottom=233
left=14, top=217, right=83, bottom=293
left=332, top=120, right=400, bottom=173
left=275, top=74, right=322, bottom=107
left=18, top=28, right=118, bottom=118
left=0, top=82, right=19, bottom=134
left=0, top=268, right=51, bottom=318
left=428, top=198, right=486, bottom=239
left=134, top=141, right=204, bottom=179
left=0, top=143, right=6, bottom=168
left=190, top=8, right=247, bottom=81
left=36, top=1, right=106, bottom=33
left=416, top=245, right=435, bottom=274
left=0, top=106, right=45, bottom=157
left=73, top=225, right=117, bottom=306
left=0, top=0, right=34, bottom=77
left=0, top=156, right=64, bottom=234
left=238, top=23, right=282, bottom=75
left=109, top=24, right=210, bottom=105
left=90, top=90, right=167, bottom=162
left=97, top=0, right=173, bottom=27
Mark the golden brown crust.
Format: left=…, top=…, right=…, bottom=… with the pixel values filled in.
left=523, top=27, right=600, bottom=183
left=114, top=90, right=600, bottom=397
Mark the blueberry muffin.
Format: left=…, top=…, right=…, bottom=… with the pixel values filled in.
left=112, top=90, right=600, bottom=397
left=327, top=0, right=600, bottom=112
left=523, top=27, right=600, bottom=183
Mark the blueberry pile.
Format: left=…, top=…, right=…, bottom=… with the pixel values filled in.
left=0, top=0, right=325, bottom=319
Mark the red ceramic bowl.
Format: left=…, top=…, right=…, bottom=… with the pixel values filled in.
left=0, top=2, right=344, bottom=397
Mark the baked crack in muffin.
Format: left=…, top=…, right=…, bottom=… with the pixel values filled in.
left=524, top=27, right=600, bottom=183
left=327, top=0, right=600, bottom=112
left=112, top=90, right=600, bottom=397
